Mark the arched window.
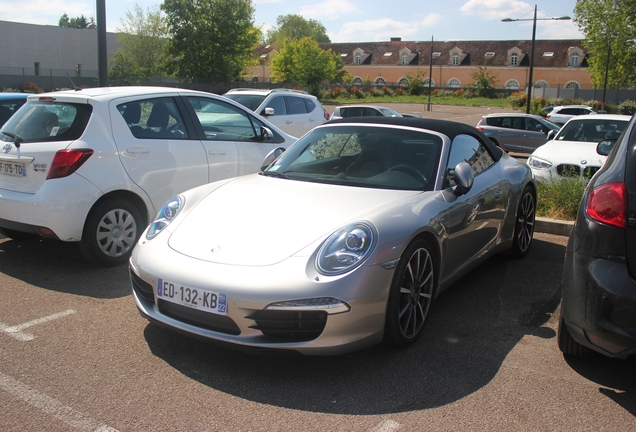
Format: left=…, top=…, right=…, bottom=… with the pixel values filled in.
left=505, top=79, right=520, bottom=90
left=423, top=78, right=435, bottom=87
left=534, top=80, right=549, bottom=88
left=565, top=81, right=580, bottom=89
left=251, top=76, right=259, bottom=83
left=398, top=77, right=409, bottom=87
left=352, top=76, right=363, bottom=86
left=374, top=77, right=386, bottom=87
left=447, top=78, right=461, bottom=88
left=451, top=53, right=460, bottom=65
left=510, top=52, right=519, bottom=66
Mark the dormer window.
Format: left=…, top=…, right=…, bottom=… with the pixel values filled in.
left=484, top=52, right=495, bottom=57
left=355, top=54, right=362, bottom=65
left=570, top=53, right=580, bottom=67
left=543, top=52, right=554, bottom=57
left=567, top=47, right=584, bottom=68
left=401, top=53, right=408, bottom=65
left=383, top=52, right=393, bottom=57
left=451, top=53, right=460, bottom=65
left=510, top=52, right=519, bottom=66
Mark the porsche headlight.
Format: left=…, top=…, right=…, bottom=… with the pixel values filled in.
left=527, top=156, right=553, bottom=170
left=316, top=223, right=375, bottom=275
left=146, top=196, right=183, bottom=240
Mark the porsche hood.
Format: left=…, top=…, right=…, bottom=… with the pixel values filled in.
left=167, top=175, right=421, bottom=266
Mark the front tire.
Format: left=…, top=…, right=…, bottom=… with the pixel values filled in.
left=79, top=198, right=143, bottom=267
left=384, top=239, right=436, bottom=348
left=509, top=185, right=535, bottom=258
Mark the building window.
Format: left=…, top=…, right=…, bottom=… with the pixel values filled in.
left=447, top=78, right=461, bottom=88
left=352, top=76, right=363, bottom=86
left=543, top=52, right=554, bottom=57
left=565, top=81, right=580, bottom=89
left=484, top=52, right=495, bottom=58
left=570, top=53, right=580, bottom=67
left=375, top=77, right=386, bottom=87
left=251, top=76, right=259, bottom=83
left=534, top=80, right=549, bottom=88
left=510, top=53, right=519, bottom=66
left=505, top=79, right=520, bottom=90
left=401, top=54, right=408, bottom=65
left=423, top=78, right=435, bottom=87
left=75, top=64, right=81, bottom=77
left=451, top=53, right=460, bottom=65
left=34, top=62, right=40, bottom=76
left=398, top=77, right=409, bottom=87
left=355, top=54, right=362, bottom=65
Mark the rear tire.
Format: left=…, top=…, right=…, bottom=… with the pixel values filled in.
left=557, top=312, right=590, bottom=357
left=383, top=239, right=436, bottom=348
left=79, top=198, right=143, bottom=267
left=509, top=185, right=535, bottom=258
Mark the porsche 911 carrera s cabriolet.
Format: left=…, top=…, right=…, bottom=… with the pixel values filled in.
left=129, top=117, right=536, bottom=355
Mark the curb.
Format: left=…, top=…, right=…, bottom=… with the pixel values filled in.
left=535, top=217, right=574, bottom=237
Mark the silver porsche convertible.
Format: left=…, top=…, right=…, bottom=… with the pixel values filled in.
left=130, top=117, right=536, bottom=355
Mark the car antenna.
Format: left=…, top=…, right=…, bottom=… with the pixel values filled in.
left=66, top=73, right=81, bottom=91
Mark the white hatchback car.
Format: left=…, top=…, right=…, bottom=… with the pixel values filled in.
left=545, top=105, right=596, bottom=126
left=223, top=88, right=329, bottom=137
left=527, top=114, right=631, bottom=181
left=0, top=86, right=296, bottom=266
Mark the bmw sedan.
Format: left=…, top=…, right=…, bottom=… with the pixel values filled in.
left=130, top=117, right=536, bottom=355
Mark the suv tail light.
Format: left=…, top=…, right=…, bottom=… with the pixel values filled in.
left=476, top=119, right=484, bottom=131
left=586, top=181, right=627, bottom=228
left=324, top=109, right=330, bottom=121
left=47, top=149, right=94, bottom=180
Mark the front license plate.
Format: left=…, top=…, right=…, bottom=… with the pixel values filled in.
left=157, top=278, right=227, bottom=315
left=0, top=161, right=26, bottom=177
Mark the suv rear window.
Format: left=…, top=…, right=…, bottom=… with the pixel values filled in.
left=1, top=102, right=92, bottom=143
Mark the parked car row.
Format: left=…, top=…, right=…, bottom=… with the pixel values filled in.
left=0, top=87, right=297, bottom=266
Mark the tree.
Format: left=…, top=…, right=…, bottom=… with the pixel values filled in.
left=270, top=37, right=348, bottom=96
left=574, top=0, right=636, bottom=88
left=265, top=14, right=330, bottom=47
left=58, top=13, right=96, bottom=29
left=467, top=67, right=499, bottom=98
left=160, top=0, right=261, bottom=83
left=108, top=4, right=168, bottom=85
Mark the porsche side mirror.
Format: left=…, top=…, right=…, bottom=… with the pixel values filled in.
left=261, top=147, right=286, bottom=171
left=596, top=139, right=617, bottom=156
left=453, top=161, right=474, bottom=196
left=260, top=126, right=273, bottom=141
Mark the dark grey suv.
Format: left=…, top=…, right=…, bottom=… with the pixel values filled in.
left=558, top=113, right=636, bottom=359
left=476, top=113, right=560, bottom=154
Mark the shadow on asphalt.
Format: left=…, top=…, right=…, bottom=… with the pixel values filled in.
left=141, top=237, right=571, bottom=415
left=0, top=235, right=130, bottom=299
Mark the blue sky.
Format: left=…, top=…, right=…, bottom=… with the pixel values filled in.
left=0, top=0, right=584, bottom=43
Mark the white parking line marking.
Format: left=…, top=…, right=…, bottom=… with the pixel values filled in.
left=0, top=309, right=76, bottom=341
left=371, top=419, right=401, bottom=432
left=0, top=371, right=118, bottom=431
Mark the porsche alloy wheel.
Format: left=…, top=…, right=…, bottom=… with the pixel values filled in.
left=510, top=186, right=535, bottom=258
left=384, top=239, right=436, bottom=348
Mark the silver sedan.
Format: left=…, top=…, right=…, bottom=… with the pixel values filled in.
left=130, top=117, right=536, bottom=355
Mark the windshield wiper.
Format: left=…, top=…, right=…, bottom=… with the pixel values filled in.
left=2, top=131, right=23, bottom=148
left=261, top=170, right=291, bottom=179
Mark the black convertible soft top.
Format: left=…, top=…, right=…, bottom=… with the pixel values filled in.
left=327, top=116, right=502, bottom=161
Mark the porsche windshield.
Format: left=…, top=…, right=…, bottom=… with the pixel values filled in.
left=265, top=125, right=443, bottom=191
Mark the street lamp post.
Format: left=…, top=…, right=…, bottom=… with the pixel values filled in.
left=601, top=38, right=611, bottom=113
left=427, top=35, right=433, bottom=112
left=502, top=5, right=570, bottom=114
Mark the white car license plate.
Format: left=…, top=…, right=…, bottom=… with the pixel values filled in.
left=0, top=161, right=26, bottom=177
left=157, top=278, right=227, bottom=315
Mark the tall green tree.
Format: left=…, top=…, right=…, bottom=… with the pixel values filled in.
left=265, top=14, right=330, bottom=47
left=108, top=4, right=168, bottom=85
left=161, top=0, right=261, bottom=83
left=467, top=67, right=499, bottom=98
left=271, top=37, right=348, bottom=96
left=58, top=13, right=96, bottom=29
left=574, top=0, right=636, bottom=87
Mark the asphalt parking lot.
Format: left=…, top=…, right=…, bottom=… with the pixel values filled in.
left=1, top=230, right=635, bottom=431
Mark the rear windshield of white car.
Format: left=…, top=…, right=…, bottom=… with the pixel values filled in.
left=1, top=101, right=92, bottom=143
left=555, top=119, right=628, bottom=143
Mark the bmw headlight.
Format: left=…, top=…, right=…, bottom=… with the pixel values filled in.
left=316, top=223, right=375, bottom=275
left=527, top=156, right=552, bottom=170
left=146, top=196, right=183, bottom=240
